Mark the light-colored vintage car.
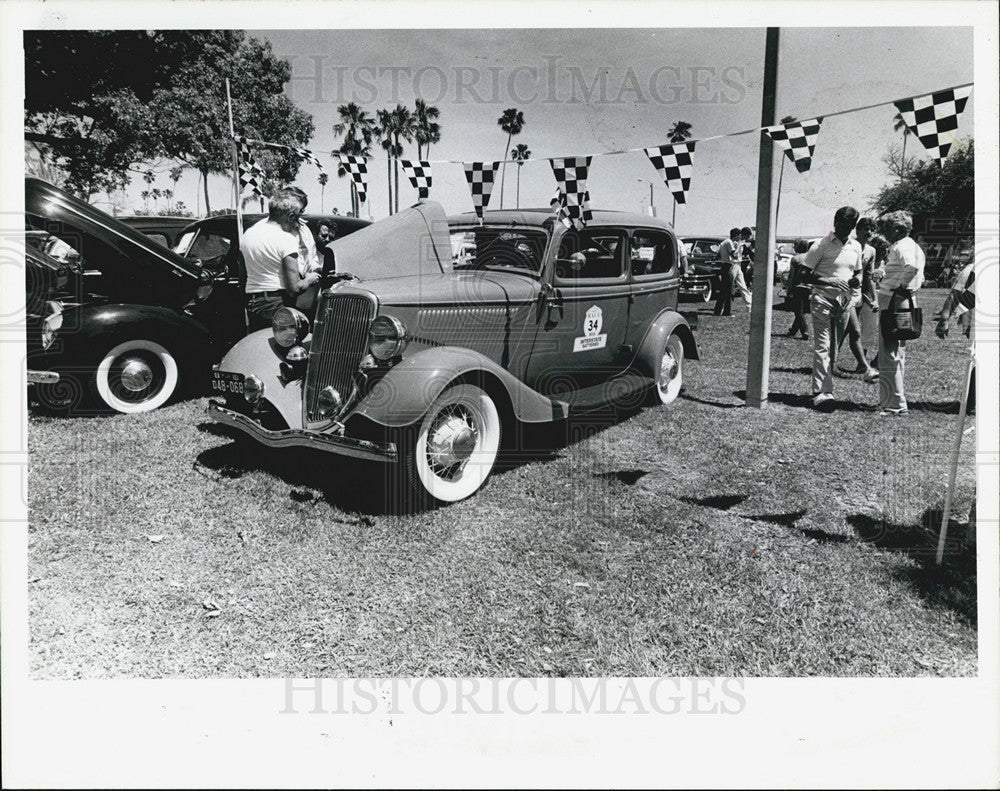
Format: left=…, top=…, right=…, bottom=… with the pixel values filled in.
left=208, top=201, right=699, bottom=503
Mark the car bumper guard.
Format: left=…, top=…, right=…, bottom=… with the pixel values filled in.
left=207, top=400, right=397, bottom=463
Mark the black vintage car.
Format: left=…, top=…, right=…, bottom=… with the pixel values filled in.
left=25, top=177, right=220, bottom=413
left=117, top=215, right=194, bottom=250
left=679, top=236, right=726, bottom=302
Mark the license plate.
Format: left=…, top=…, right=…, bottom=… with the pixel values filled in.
left=212, top=370, right=244, bottom=395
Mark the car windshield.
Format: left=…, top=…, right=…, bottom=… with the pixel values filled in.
left=686, top=239, right=721, bottom=257
left=450, top=225, right=550, bottom=275
left=174, top=230, right=197, bottom=256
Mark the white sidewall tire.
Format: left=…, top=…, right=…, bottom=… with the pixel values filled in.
left=656, top=334, right=684, bottom=405
left=95, top=339, right=179, bottom=413
left=412, top=383, right=501, bottom=503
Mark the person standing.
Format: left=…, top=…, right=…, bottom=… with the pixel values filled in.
left=800, top=206, right=862, bottom=410
left=834, top=217, right=878, bottom=378
left=243, top=189, right=320, bottom=332
left=786, top=238, right=812, bottom=339
left=935, top=258, right=976, bottom=411
left=739, top=226, right=755, bottom=290
left=876, top=210, right=926, bottom=416
left=713, top=228, right=742, bottom=317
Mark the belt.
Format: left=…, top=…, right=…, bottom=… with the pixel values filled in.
left=248, top=289, right=286, bottom=298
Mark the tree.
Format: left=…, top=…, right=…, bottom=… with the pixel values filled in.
left=318, top=172, right=329, bottom=213
left=413, top=98, right=441, bottom=160
left=667, top=121, right=693, bottom=227
left=168, top=165, right=184, bottom=210
left=332, top=102, right=375, bottom=216
left=892, top=112, right=912, bottom=185
left=497, top=108, right=525, bottom=209
left=872, top=139, right=973, bottom=220
left=376, top=104, right=415, bottom=213
left=510, top=143, right=531, bottom=209
left=375, top=109, right=396, bottom=215
left=774, top=115, right=797, bottom=235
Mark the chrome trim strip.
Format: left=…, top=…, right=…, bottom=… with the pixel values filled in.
left=27, top=370, right=60, bottom=384
left=208, top=401, right=396, bottom=462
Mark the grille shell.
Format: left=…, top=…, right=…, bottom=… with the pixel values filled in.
left=304, top=292, right=376, bottom=423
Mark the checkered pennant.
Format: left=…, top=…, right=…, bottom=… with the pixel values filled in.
left=764, top=118, right=823, bottom=173
left=294, top=146, right=326, bottom=176
left=336, top=153, right=369, bottom=204
left=234, top=135, right=265, bottom=197
left=893, top=86, right=972, bottom=166
left=644, top=141, right=696, bottom=205
left=463, top=161, right=500, bottom=220
left=400, top=160, right=432, bottom=199
left=550, top=156, right=593, bottom=228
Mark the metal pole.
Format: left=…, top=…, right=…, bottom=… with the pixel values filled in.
left=226, top=78, right=244, bottom=242
left=936, top=348, right=974, bottom=565
left=746, top=27, right=780, bottom=409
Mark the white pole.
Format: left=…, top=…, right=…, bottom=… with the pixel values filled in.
left=226, top=78, right=244, bottom=242
left=936, top=347, right=975, bottom=565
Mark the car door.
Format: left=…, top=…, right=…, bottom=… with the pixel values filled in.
left=524, top=224, right=631, bottom=397
left=627, top=227, right=680, bottom=343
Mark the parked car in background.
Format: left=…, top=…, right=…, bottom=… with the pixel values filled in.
left=25, top=177, right=220, bottom=414
left=209, top=202, right=699, bottom=504
left=679, top=236, right=725, bottom=302
left=117, top=215, right=194, bottom=250
left=24, top=241, right=73, bottom=385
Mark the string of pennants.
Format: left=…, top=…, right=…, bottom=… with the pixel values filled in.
left=234, top=83, right=971, bottom=228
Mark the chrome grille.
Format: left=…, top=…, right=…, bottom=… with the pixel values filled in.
left=304, top=293, right=375, bottom=422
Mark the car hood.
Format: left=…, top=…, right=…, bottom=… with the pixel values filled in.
left=324, top=200, right=452, bottom=281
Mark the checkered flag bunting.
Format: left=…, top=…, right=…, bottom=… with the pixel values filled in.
left=336, top=154, right=369, bottom=204
left=644, top=141, right=696, bottom=205
left=893, top=86, right=972, bottom=166
left=463, top=162, right=500, bottom=220
left=234, top=135, right=265, bottom=197
left=764, top=118, right=823, bottom=173
left=550, top=156, right=593, bottom=228
left=401, top=160, right=432, bottom=199
left=294, top=147, right=326, bottom=176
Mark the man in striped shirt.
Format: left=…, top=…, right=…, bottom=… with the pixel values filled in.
left=876, top=210, right=926, bottom=416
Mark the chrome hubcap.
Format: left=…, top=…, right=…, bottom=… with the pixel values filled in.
left=120, top=357, right=154, bottom=392
left=427, top=407, right=478, bottom=473
left=660, top=351, right=678, bottom=388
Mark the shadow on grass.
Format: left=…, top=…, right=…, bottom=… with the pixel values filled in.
left=595, top=469, right=650, bottom=486
left=846, top=509, right=976, bottom=625
left=680, top=493, right=748, bottom=510
left=733, top=389, right=875, bottom=413
left=771, top=366, right=812, bottom=375
left=679, top=393, right=744, bottom=409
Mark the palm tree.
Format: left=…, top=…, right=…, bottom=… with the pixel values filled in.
left=774, top=115, right=797, bottom=235
left=168, top=165, right=184, bottom=210
left=333, top=102, right=375, bottom=215
left=667, top=121, right=693, bottom=227
left=497, top=108, right=525, bottom=209
left=318, top=172, right=328, bottom=213
left=141, top=190, right=151, bottom=213
left=162, top=189, right=173, bottom=213
left=893, top=112, right=911, bottom=185
left=151, top=188, right=162, bottom=211
left=413, top=98, right=442, bottom=160
left=375, top=109, right=397, bottom=215
left=510, top=143, right=531, bottom=209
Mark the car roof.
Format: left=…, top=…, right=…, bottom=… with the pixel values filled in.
left=183, top=213, right=371, bottom=236
left=447, top=207, right=675, bottom=231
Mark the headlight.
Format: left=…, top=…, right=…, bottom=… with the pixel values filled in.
left=40, top=301, right=64, bottom=351
left=272, top=307, right=309, bottom=348
left=243, top=374, right=264, bottom=405
left=369, top=315, right=408, bottom=360
left=317, top=385, right=343, bottom=419
left=195, top=269, right=213, bottom=301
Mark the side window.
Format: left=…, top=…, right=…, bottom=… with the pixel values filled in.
left=630, top=230, right=675, bottom=277
left=144, top=232, right=169, bottom=248
left=187, top=230, right=232, bottom=262
left=555, top=228, right=626, bottom=281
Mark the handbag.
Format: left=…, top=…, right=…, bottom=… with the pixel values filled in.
left=884, top=289, right=922, bottom=341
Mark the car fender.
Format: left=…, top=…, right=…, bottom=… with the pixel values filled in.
left=217, top=329, right=306, bottom=429
left=48, top=302, right=215, bottom=369
left=631, top=309, right=700, bottom=381
left=351, top=345, right=568, bottom=428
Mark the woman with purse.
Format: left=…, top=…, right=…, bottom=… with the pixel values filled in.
left=876, top=211, right=926, bottom=416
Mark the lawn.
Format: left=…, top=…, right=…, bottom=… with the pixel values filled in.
left=27, top=288, right=978, bottom=678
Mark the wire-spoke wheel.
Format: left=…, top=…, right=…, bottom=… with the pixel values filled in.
left=654, top=334, right=684, bottom=405
left=93, top=339, right=179, bottom=413
left=407, top=383, right=501, bottom=503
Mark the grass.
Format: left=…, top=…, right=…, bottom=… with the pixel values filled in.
left=27, top=288, right=977, bottom=678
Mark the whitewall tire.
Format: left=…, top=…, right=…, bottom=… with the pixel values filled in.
left=93, top=339, right=179, bottom=413
left=655, top=334, right=684, bottom=405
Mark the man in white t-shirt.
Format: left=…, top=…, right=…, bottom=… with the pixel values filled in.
left=243, top=188, right=320, bottom=331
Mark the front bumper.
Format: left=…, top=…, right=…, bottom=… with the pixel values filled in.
left=680, top=274, right=715, bottom=297
left=27, top=370, right=60, bottom=384
left=207, top=400, right=397, bottom=463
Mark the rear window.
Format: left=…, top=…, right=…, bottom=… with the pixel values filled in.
left=450, top=226, right=549, bottom=274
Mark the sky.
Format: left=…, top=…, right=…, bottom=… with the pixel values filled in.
left=137, top=25, right=975, bottom=237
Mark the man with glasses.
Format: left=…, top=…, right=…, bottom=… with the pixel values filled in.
left=243, top=188, right=320, bottom=331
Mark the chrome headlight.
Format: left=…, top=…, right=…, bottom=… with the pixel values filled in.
left=40, top=301, right=64, bottom=351
left=243, top=374, right=265, bottom=405
left=369, top=315, right=408, bottom=361
left=272, top=307, right=309, bottom=348
left=317, top=385, right=343, bottom=419
left=195, top=269, right=213, bottom=302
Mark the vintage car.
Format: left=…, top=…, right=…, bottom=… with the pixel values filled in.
left=679, top=236, right=725, bottom=302
left=25, top=177, right=222, bottom=413
left=24, top=242, right=72, bottom=385
left=208, top=201, right=699, bottom=504
left=117, top=215, right=194, bottom=250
